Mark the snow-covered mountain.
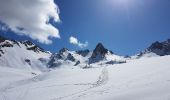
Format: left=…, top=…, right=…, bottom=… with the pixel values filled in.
left=134, top=39, right=170, bottom=58
left=89, top=43, right=125, bottom=65
left=1, top=35, right=170, bottom=100
left=0, top=35, right=51, bottom=72
left=1, top=35, right=170, bottom=70
left=0, top=35, right=126, bottom=70
left=47, top=43, right=126, bottom=68
left=1, top=50, right=170, bottom=100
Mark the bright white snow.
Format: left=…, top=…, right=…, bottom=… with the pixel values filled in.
left=0, top=55, right=170, bottom=100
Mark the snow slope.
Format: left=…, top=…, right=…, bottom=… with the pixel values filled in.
left=1, top=55, right=170, bottom=100
left=0, top=39, right=51, bottom=72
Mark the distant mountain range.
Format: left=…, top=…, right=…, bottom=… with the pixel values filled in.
left=0, top=35, right=170, bottom=71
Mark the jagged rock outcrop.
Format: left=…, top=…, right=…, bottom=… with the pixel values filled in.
left=59, top=48, right=68, bottom=54
left=1, top=40, right=13, bottom=47
left=0, top=35, right=128, bottom=69
left=74, top=60, right=80, bottom=66
left=89, top=43, right=108, bottom=64
left=105, top=60, right=126, bottom=65
left=48, top=48, right=76, bottom=68
left=25, top=59, right=31, bottom=65
left=27, top=45, right=45, bottom=53
left=47, top=55, right=62, bottom=68
left=137, top=39, right=170, bottom=57
left=0, top=35, right=51, bottom=70
left=147, top=39, right=170, bottom=56
left=21, top=40, right=47, bottom=53
left=22, top=40, right=34, bottom=47
left=91, top=43, right=108, bottom=58
left=67, top=53, right=76, bottom=62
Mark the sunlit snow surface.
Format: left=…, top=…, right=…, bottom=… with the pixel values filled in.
left=0, top=55, right=170, bottom=100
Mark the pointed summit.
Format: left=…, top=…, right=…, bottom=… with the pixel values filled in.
left=138, top=39, right=170, bottom=57
left=91, top=43, right=108, bottom=59
left=147, top=39, right=170, bottom=56
left=21, top=40, right=34, bottom=47
left=59, top=48, right=68, bottom=54
left=89, top=43, right=108, bottom=64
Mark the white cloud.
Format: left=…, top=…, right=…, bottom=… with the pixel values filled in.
left=70, top=36, right=78, bottom=44
left=0, top=0, right=60, bottom=44
left=69, top=36, right=88, bottom=48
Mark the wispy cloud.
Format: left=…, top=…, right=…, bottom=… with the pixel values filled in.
left=0, top=0, right=60, bottom=44
left=69, top=36, right=88, bottom=48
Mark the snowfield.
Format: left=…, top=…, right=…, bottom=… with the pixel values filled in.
left=1, top=55, right=170, bottom=100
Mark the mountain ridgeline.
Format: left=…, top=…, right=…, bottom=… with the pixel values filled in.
left=137, top=39, right=170, bottom=57
left=0, top=35, right=170, bottom=70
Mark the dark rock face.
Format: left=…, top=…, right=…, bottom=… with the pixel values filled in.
left=67, top=53, right=75, bottom=62
left=0, top=36, right=18, bottom=56
left=89, top=43, right=108, bottom=64
left=1, top=41, right=13, bottom=47
left=91, top=43, right=108, bottom=59
left=25, top=59, right=31, bottom=65
left=12, top=40, right=20, bottom=47
left=74, top=60, right=80, bottom=66
left=0, top=49, right=4, bottom=56
left=0, top=36, right=20, bottom=48
left=0, top=35, right=47, bottom=54
left=0, top=49, right=4, bottom=54
left=48, top=53, right=61, bottom=68
left=149, top=41, right=163, bottom=50
left=0, top=36, right=12, bottom=47
left=59, top=48, right=68, bottom=54
left=109, top=50, right=114, bottom=54
left=27, top=45, right=45, bottom=53
left=48, top=53, right=76, bottom=68
left=48, top=57, right=62, bottom=68
left=21, top=40, right=34, bottom=47
left=21, top=40, right=46, bottom=53
left=76, top=49, right=90, bottom=57
left=49, top=48, right=69, bottom=61
left=105, top=60, right=126, bottom=65
left=47, top=48, right=76, bottom=68
left=54, top=54, right=62, bottom=59
left=47, top=56, right=55, bottom=68
left=58, top=48, right=75, bottom=62
left=147, top=39, right=170, bottom=56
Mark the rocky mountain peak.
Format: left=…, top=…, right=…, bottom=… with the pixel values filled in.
left=88, top=43, right=108, bottom=64
left=21, top=40, right=34, bottom=47
left=20, top=40, right=47, bottom=53
left=149, top=41, right=163, bottom=50
left=91, top=43, right=108, bottom=59
left=66, top=53, right=75, bottom=62
left=27, top=45, right=45, bottom=53
left=59, top=48, right=68, bottom=54
left=139, top=39, right=170, bottom=57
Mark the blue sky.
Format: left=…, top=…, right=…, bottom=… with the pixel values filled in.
left=1, top=0, right=170, bottom=55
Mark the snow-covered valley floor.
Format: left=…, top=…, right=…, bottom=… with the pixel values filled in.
left=1, top=56, right=170, bottom=100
